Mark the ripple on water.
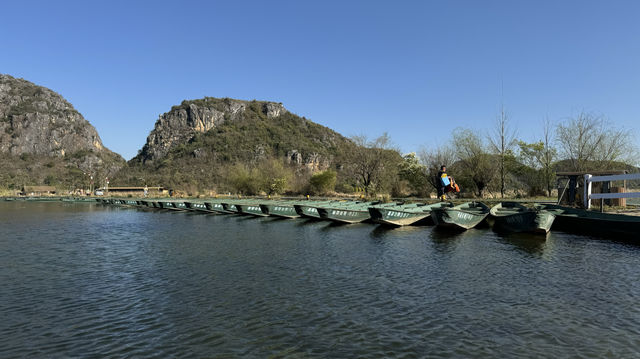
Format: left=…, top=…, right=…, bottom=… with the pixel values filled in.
left=1, top=202, right=640, bottom=358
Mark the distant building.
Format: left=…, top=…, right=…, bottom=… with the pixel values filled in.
left=22, top=186, right=57, bottom=196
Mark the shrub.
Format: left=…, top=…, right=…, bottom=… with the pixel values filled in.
left=309, top=170, right=337, bottom=195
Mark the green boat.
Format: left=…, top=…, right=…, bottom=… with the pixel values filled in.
left=140, top=200, right=160, bottom=209
left=158, top=201, right=186, bottom=210
left=204, top=200, right=229, bottom=213
left=537, top=204, right=640, bottom=239
left=489, top=202, right=555, bottom=234
left=368, top=202, right=452, bottom=227
left=112, top=199, right=126, bottom=205
left=184, top=201, right=213, bottom=213
left=221, top=200, right=249, bottom=213
left=294, top=200, right=342, bottom=219
left=259, top=201, right=300, bottom=218
left=123, top=199, right=138, bottom=206
left=235, top=202, right=269, bottom=217
left=431, top=201, right=490, bottom=230
left=317, top=201, right=388, bottom=224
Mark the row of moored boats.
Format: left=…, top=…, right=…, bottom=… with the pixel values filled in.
left=95, top=198, right=640, bottom=238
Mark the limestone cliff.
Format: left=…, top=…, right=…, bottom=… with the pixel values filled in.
left=137, top=97, right=288, bottom=162
left=0, top=74, right=125, bottom=188
left=118, top=97, right=355, bottom=189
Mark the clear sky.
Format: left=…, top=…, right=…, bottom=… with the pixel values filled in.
left=2, top=0, right=639, bottom=160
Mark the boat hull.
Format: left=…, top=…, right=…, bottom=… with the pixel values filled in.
left=204, top=202, right=229, bottom=213
left=221, top=202, right=240, bottom=213
left=184, top=201, right=214, bottom=213
left=368, top=207, right=431, bottom=226
left=492, top=211, right=555, bottom=234
left=432, top=208, right=488, bottom=230
left=317, top=207, right=371, bottom=224
left=158, top=201, right=185, bottom=210
left=294, top=204, right=322, bottom=219
left=539, top=204, right=640, bottom=239
left=260, top=204, right=300, bottom=218
left=235, top=203, right=269, bottom=217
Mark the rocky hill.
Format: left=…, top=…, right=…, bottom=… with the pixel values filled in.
left=0, top=74, right=125, bottom=190
left=136, top=98, right=289, bottom=162
left=118, top=97, right=357, bottom=192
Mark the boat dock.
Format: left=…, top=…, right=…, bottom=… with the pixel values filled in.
left=85, top=197, right=640, bottom=241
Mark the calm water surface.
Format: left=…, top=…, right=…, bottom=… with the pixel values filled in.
left=1, top=202, right=639, bottom=358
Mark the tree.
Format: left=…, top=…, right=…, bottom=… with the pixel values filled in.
left=517, top=141, right=550, bottom=196
left=556, top=112, right=635, bottom=171
left=228, top=163, right=260, bottom=195
left=348, top=133, right=400, bottom=196
left=418, top=145, right=457, bottom=194
left=309, top=169, right=337, bottom=195
left=453, top=128, right=497, bottom=197
left=257, top=158, right=291, bottom=195
left=397, top=153, right=429, bottom=196
left=540, top=118, right=557, bottom=196
left=488, top=106, right=517, bottom=198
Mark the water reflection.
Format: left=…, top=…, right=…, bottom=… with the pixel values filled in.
left=493, top=232, right=549, bottom=257
left=2, top=202, right=640, bottom=358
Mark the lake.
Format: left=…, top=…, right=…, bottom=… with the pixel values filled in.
left=1, top=201, right=639, bottom=358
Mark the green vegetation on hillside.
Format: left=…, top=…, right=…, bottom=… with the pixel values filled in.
left=0, top=150, right=124, bottom=193
left=115, top=105, right=640, bottom=200
left=117, top=101, right=363, bottom=195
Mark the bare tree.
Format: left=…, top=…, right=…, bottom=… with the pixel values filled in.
left=453, top=128, right=497, bottom=197
left=556, top=112, right=635, bottom=171
left=488, top=105, right=517, bottom=198
left=348, top=133, right=400, bottom=195
left=418, top=145, right=456, bottom=193
left=541, top=118, right=557, bottom=196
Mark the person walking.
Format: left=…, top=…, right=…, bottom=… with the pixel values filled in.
left=437, top=165, right=449, bottom=201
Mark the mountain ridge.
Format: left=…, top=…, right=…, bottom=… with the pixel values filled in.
left=0, top=74, right=125, bottom=190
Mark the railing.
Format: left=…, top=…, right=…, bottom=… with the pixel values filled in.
left=584, top=173, right=640, bottom=209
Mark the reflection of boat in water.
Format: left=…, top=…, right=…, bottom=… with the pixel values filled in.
left=494, top=231, right=550, bottom=257
left=490, top=202, right=555, bottom=234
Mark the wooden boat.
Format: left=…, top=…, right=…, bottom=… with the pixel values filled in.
left=317, top=201, right=391, bottom=224
left=537, top=204, right=640, bottom=239
left=489, top=202, right=555, bottom=234
left=259, top=201, right=300, bottom=218
left=369, top=202, right=452, bottom=226
left=431, top=201, right=490, bottom=230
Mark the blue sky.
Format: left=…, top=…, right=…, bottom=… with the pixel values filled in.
left=2, top=0, right=639, bottom=160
